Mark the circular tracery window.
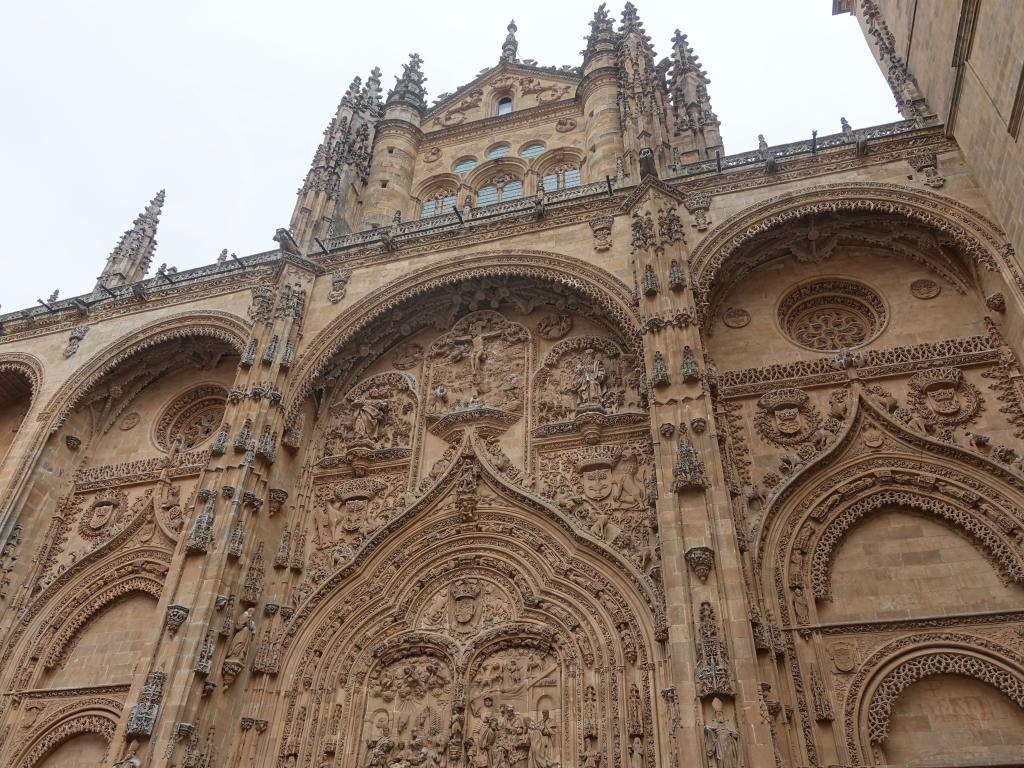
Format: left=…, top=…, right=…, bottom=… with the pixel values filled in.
left=154, top=384, right=228, bottom=452
left=778, top=279, right=887, bottom=352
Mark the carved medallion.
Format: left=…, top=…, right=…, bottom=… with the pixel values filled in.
left=722, top=307, right=750, bottom=329
left=755, top=388, right=822, bottom=447
left=78, top=487, right=127, bottom=538
left=909, top=278, right=940, bottom=299
left=778, top=279, right=887, bottom=352
left=907, top=366, right=983, bottom=428
left=155, top=385, right=228, bottom=452
left=119, top=412, right=141, bottom=431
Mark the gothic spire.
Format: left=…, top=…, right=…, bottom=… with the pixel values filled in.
left=94, top=190, right=164, bottom=293
left=361, top=66, right=383, bottom=116
left=500, top=20, right=519, bottom=63
left=667, top=28, right=724, bottom=162
left=386, top=53, right=427, bottom=112
left=583, top=3, right=616, bottom=63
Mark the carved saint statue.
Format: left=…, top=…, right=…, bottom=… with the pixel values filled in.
left=704, top=698, right=740, bottom=768
left=352, top=398, right=388, bottom=441
left=111, top=740, right=142, bottom=768
left=575, top=349, right=607, bottom=407
left=226, top=608, right=256, bottom=663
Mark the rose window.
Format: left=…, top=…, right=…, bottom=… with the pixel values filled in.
left=778, top=279, right=886, bottom=352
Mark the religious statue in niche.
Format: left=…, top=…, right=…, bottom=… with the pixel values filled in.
left=361, top=655, right=452, bottom=768
left=535, top=336, right=643, bottom=424
left=907, top=366, right=983, bottom=430
left=323, top=372, right=418, bottom=460
left=418, top=578, right=515, bottom=638
left=424, top=311, right=528, bottom=434
left=539, top=439, right=655, bottom=568
left=466, top=646, right=561, bottom=768
left=307, top=473, right=407, bottom=580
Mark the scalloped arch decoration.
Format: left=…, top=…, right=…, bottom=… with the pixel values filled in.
left=283, top=250, right=640, bottom=428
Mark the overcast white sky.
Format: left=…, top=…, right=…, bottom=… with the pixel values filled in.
left=0, top=0, right=898, bottom=313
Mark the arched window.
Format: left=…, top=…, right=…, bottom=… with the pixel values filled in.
left=453, top=157, right=477, bottom=174
left=496, top=96, right=513, bottom=116
left=420, top=189, right=457, bottom=218
left=541, top=165, right=582, bottom=192
left=520, top=142, right=545, bottom=159
left=487, top=143, right=511, bottom=160
left=476, top=175, right=523, bottom=207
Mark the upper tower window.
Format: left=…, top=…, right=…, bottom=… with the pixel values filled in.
left=496, top=96, right=513, bottom=116
left=487, top=144, right=511, bottom=160
left=453, top=157, right=477, bottom=174
left=541, top=165, right=582, bottom=191
left=476, top=174, right=523, bottom=207
left=520, top=142, right=545, bottom=160
left=420, top=189, right=458, bottom=218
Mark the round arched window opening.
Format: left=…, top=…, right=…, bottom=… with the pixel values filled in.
left=496, top=96, right=513, bottom=116
left=777, top=278, right=887, bottom=352
left=453, top=157, right=477, bottom=174
left=487, top=144, right=511, bottom=160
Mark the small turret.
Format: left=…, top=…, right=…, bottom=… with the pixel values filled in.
left=500, top=20, right=519, bottom=64
left=580, top=4, right=626, bottom=180
left=667, top=29, right=724, bottom=164
left=94, top=190, right=164, bottom=296
left=616, top=3, right=671, bottom=177
left=386, top=53, right=427, bottom=113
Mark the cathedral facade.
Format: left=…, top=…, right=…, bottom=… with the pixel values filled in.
left=1, top=3, right=1023, bottom=767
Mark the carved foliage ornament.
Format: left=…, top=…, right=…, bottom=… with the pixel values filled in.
left=755, top=388, right=822, bottom=447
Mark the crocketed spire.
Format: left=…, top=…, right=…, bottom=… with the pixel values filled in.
left=500, top=20, right=519, bottom=63
left=386, top=53, right=428, bottom=112
left=94, top=190, right=164, bottom=292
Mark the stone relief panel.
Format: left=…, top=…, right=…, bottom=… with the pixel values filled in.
left=417, top=578, right=516, bottom=639
left=322, top=372, right=419, bottom=466
left=538, top=438, right=656, bottom=570
left=424, top=311, right=529, bottom=439
left=307, top=471, right=409, bottom=581
left=534, top=336, right=644, bottom=426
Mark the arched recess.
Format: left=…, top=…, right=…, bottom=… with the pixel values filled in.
left=0, top=354, right=42, bottom=465
left=38, top=310, right=248, bottom=432
left=690, top=182, right=1019, bottom=327
left=757, top=391, right=1024, bottom=629
left=0, top=545, right=169, bottom=695
left=284, top=250, right=641, bottom=428
left=8, top=697, right=120, bottom=768
left=261, top=433, right=668, bottom=768
left=843, top=634, right=1024, bottom=764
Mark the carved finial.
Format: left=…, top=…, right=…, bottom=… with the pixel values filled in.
left=584, top=3, right=615, bottom=61
left=94, top=189, right=165, bottom=294
left=501, top=19, right=519, bottom=63
left=386, top=53, right=428, bottom=112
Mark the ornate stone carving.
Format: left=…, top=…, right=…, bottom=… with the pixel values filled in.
left=907, top=366, right=983, bottom=428
left=778, top=279, right=887, bottom=351
left=221, top=608, right=256, bottom=689
left=721, top=307, right=750, bottom=328
left=589, top=215, right=614, bottom=252
left=685, top=546, right=715, bottom=581
left=166, top=604, right=190, bottom=634
left=684, top=191, right=712, bottom=231
left=536, top=312, right=573, bottom=341
left=535, top=336, right=642, bottom=424
left=703, top=698, right=740, bottom=768
left=154, top=384, right=227, bottom=452
left=63, top=324, right=90, bottom=358
left=986, top=292, right=1007, bottom=312
left=672, top=430, right=708, bottom=492
left=755, top=388, right=821, bottom=447
left=126, top=670, right=166, bottom=738
left=323, top=372, right=418, bottom=464
left=906, top=151, right=945, bottom=187
left=909, top=278, right=940, bottom=299
left=77, top=487, right=127, bottom=538
left=695, top=602, right=733, bottom=698
left=424, top=311, right=527, bottom=437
